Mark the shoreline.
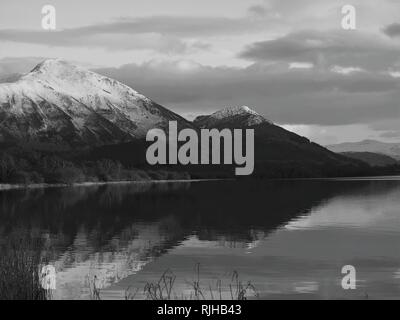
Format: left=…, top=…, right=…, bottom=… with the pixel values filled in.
left=269, top=175, right=400, bottom=182
left=1, top=175, right=399, bottom=191
left=0, top=178, right=227, bottom=191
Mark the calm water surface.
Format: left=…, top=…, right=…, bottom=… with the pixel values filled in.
left=1, top=178, right=400, bottom=299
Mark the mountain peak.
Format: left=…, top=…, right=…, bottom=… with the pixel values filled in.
left=193, top=106, right=271, bottom=128
left=28, top=59, right=87, bottom=79
left=31, top=58, right=71, bottom=72
left=212, top=106, right=260, bottom=119
left=18, top=59, right=153, bottom=105
left=26, top=59, right=96, bottom=83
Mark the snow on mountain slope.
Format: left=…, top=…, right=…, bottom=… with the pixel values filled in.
left=327, top=140, right=400, bottom=160
left=193, top=106, right=271, bottom=128
left=0, top=59, right=190, bottom=147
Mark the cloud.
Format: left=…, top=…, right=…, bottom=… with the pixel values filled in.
left=383, top=23, right=400, bottom=38
left=0, top=15, right=263, bottom=52
left=369, top=118, right=400, bottom=133
left=239, top=30, right=400, bottom=71
left=0, top=29, right=202, bottom=54
left=331, top=66, right=364, bottom=75
left=95, top=59, right=400, bottom=127
left=248, top=5, right=269, bottom=17
left=380, top=130, right=400, bottom=138
left=107, top=16, right=261, bottom=37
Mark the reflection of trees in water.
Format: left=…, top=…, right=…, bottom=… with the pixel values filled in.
left=1, top=180, right=399, bottom=245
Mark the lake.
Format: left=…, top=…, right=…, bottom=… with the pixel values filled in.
left=0, top=178, right=400, bottom=300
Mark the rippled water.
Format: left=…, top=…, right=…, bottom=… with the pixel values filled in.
left=1, top=178, right=400, bottom=299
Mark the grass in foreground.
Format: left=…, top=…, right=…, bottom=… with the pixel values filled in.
left=89, top=264, right=259, bottom=301
left=0, top=233, right=50, bottom=300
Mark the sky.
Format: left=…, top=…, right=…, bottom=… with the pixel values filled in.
left=0, top=0, right=400, bottom=145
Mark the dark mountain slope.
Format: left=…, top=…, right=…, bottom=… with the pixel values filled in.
left=340, top=152, right=398, bottom=167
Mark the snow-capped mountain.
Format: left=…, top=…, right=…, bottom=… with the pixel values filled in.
left=193, top=106, right=271, bottom=128
left=327, top=140, right=400, bottom=160
left=0, top=59, right=191, bottom=147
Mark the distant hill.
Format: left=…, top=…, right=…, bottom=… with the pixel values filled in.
left=327, top=140, right=400, bottom=160
left=340, top=152, right=398, bottom=167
